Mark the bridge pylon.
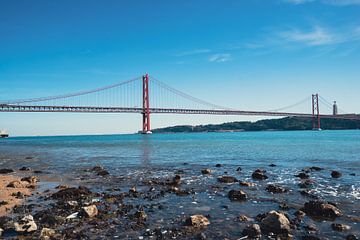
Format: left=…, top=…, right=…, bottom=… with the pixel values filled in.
left=142, top=74, right=151, bottom=134
left=312, top=93, right=321, bottom=130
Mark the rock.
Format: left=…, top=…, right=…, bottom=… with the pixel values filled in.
left=187, top=215, right=210, bottom=228
left=80, top=205, right=98, bottom=218
left=201, top=169, right=211, bottom=174
left=331, top=171, right=342, bottom=178
left=21, top=176, right=39, bottom=184
left=242, top=224, right=261, bottom=238
left=51, top=186, right=92, bottom=200
left=309, top=166, right=323, bottom=171
left=97, top=170, right=109, bottom=176
left=331, top=223, right=351, bottom=231
left=266, top=184, right=287, bottom=193
left=218, top=176, right=238, bottom=183
left=237, top=215, right=250, bottom=222
left=302, top=200, right=341, bottom=219
left=66, top=212, right=79, bottom=219
left=215, top=164, right=222, bottom=168
left=350, top=173, right=356, bottom=176
left=91, top=166, right=104, bottom=172
left=295, top=172, right=310, bottom=179
left=346, top=234, right=358, bottom=240
left=228, top=190, right=247, bottom=201
left=279, top=203, right=290, bottom=210
left=294, top=210, right=306, bottom=218
left=252, top=169, right=268, bottom=180
left=172, top=175, right=181, bottom=185
left=239, top=181, right=255, bottom=187
left=236, top=167, right=242, bottom=171
left=7, top=180, right=26, bottom=188
left=304, top=224, right=318, bottom=232
left=40, top=228, right=56, bottom=240
left=260, top=211, right=291, bottom=234
left=0, top=169, right=14, bottom=174
left=134, top=210, right=147, bottom=221
left=34, top=170, right=43, bottom=174
left=129, top=186, right=137, bottom=193
left=269, top=164, right=277, bottom=167
left=55, top=185, right=69, bottom=190
left=298, top=179, right=316, bottom=189
left=19, top=167, right=31, bottom=171
left=14, top=215, right=37, bottom=233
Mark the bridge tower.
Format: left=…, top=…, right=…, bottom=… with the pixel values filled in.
left=312, top=94, right=321, bottom=130
left=142, top=74, right=151, bottom=134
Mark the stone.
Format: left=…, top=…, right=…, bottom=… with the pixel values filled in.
left=55, top=185, right=69, bottom=190
left=7, top=180, right=26, bottom=188
left=304, top=224, right=318, bottom=232
left=252, top=169, right=268, bottom=180
left=346, top=234, right=358, bottom=240
left=236, top=167, right=242, bottom=171
left=242, top=224, right=261, bottom=238
left=303, top=200, right=341, bottom=219
left=294, top=210, right=306, bottom=218
left=80, top=205, right=98, bottom=218
left=228, top=189, right=247, bottom=201
left=309, top=166, right=323, bottom=171
left=97, top=170, right=109, bottom=176
left=331, top=223, right=351, bottom=231
left=40, top=227, right=56, bottom=240
left=134, top=210, right=147, bottom=221
left=187, top=215, right=210, bottom=228
left=239, top=181, right=256, bottom=187
left=215, top=164, right=222, bottom=167
left=266, top=184, right=287, bottom=193
left=260, top=211, right=291, bottom=234
left=14, top=215, right=37, bottom=233
left=201, top=169, right=211, bottom=174
left=269, top=164, right=277, bottom=167
left=19, top=167, right=31, bottom=171
left=331, top=171, right=342, bottom=178
left=295, top=172, right=310, bottom=179
left=218, top=176, right=238, bottom=183
left=172, top=175, right=181, bottom=185
left=298, top=179, right=315, bottom=189
left=237, top=215, right=250, bottom=222
left=21, top=176, right=39, bottom=184
left=0, top=169, right=14, bottom=174
left=51, top=186, right=92, bottom=200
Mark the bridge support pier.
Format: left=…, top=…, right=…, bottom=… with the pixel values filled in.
left=312, top=94, right=321, bottom=130
left=142, top=74, right=151, bottom=134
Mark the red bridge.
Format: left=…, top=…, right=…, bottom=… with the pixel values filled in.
left=1, top=74, right=359, bottom=133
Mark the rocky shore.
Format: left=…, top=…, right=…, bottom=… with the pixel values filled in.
left=0, top=163, right=359, bottom=239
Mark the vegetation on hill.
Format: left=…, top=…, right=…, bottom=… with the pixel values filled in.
left=152, top=117, right=360, bottom=133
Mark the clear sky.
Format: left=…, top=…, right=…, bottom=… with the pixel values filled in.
left=1, top=0, right=360, bottom=136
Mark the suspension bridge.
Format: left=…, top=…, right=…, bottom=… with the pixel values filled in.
left=0, top=74, right=359, bottom=134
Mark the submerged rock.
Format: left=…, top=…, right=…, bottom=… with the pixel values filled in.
left=303, top=200, right=341, bottom=219
left=260, top=211, right=291, bottom=234
left=228, top=189, right=247, bottom=201
left=252, top=169, right=268, bottom=180
left=215, top=164, right=222, bottom=168
left=14, top=215, right=37, bottom=233
left=309, top=166, right=323, bottom=171
left=331, top=223, right=351, bottom=231
left=295, top=172, right=310, bottom=179
left=186, top=215, right=210, bottom=228
left=19, top=167, right=31, bottom=171
left=0, top=169, right=14, bottom=174
left=331, top=171, right=342, bottom=178
left=269, top=164, right=277, bottom=167
left=218, top=176, right=238, bottom=183
left=242, top=224, right=261, bottom=238
left=80, top=205, right=98, bottom=218
left=266, top=184, right=287, bottom=193
left=236, top=167, right=242, bottom=171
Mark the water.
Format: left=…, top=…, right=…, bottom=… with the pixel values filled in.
left=1, top=130, right=359, bottom=238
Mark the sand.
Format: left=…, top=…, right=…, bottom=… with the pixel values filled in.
left=0, top=175, right=32, bottom=217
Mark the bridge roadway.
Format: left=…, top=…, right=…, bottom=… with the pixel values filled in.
left=1, top=104, right=359, bottom=120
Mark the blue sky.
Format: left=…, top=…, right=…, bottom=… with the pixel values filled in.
left=0, top=0, right=360, bottom=136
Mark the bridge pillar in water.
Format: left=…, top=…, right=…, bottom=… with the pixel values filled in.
left=142, top=74, right=151, bottom=134
left=312, top=94, right=321, bottom=130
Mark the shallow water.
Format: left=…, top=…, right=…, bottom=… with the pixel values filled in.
left=0, top=130, right=359, bottom=239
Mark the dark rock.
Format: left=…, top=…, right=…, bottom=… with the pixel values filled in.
left=51, top=186, right=92, bottom=200
left=294, top=210, right=306, bottom=218
left=201, top=169, right=211, bottom=174
left=350, top=173, right=356, bottom=176
left=0, top=169, right=14, bottom=174
left=331, top=171, right=342, bottom=178
left=242, top=224, right=261, bottom=238
left=134, top=210, right=147, bottom=221
left=309, top=166, right=323, bottom=171
left=33, top=170, right=43, bottom=174
left=269, top=164, right=277, bottom=167
left=217, top=176, right=238, bottom=183
left=260, top=211, right=291, bottom=234
left=298, top=179, right=316, bottom=189
left=295, top=172, right=310, bottom=179
left=302, top=200, right=341, bottom=219
left=266, top=184, right=287, bottom=193
left=331, top=223, right=351, bottom=231
left=236, top=167, right=242, bottom=171
left=97, top=170, right=109, bottom=176
left=304, top=224, right=318, bottom=232
left=252, top=169, right=268, bottom=180
left=299, top=190, right=318, bottom=199
left=228, top=189, right=247, bottom=201
left=346, top=234, right=358, bottom=240
left=279, top=203, right=290, bottom=210
left=215, top=164, right=222, bottom=168
left=19, top=167, right=31, bottom=171
left=91, top=166, right=104, bottom=172
left=172, top=175, right=181, bottom=185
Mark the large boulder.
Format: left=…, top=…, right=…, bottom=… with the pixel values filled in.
left=228, top=190, right=247, bottom=201
left=14, top=215, right=37, bottom=233
left=331, top=171, right=342, bottom=178
left=302, top=201, right=341, bottom=219
left=260, top=211, right=291, bottom=234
